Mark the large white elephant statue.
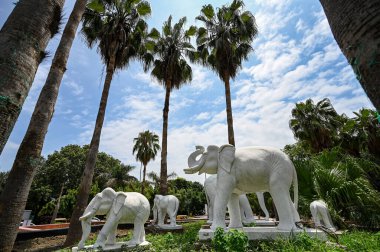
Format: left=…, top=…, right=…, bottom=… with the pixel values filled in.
left=184, top=145, right=300, bottom=231
left=204, top=175, right=269, bottom=224
left=310, top=200, right=336, bottom=231
left=152, top=195, right=179, bottom=227
left=78, top=187, right=150, bottom=249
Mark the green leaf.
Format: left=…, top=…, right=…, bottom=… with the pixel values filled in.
left=145, top=40, right=155, bottom=51
left=201, top=4, right=214, bottom=19
left=87, top=0, right=105, bottom=13
left=137, top=1, right=151, bottom=16
left=185, top=26, right=197, bottom=37
left=148, top=28, right=160, bottom=39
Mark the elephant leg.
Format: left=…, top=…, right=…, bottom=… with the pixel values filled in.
left=169, top=211, right=176, bottom=226
left=138, top=223, right=146, bottom=243
left=158, top=209, right=165, bottom=225
left=129, top=220, right=143, bottom=245
left=270, top=187, right=297, bottom=231
left=320, top=207, right=336, bottom=231
left=257, top=192, right=270, bottom=221
left=208, top=197, right=214, bottom=224
left=105, top=222, right=118, bottom=245
left=239, top=201, right=246, bottom=223
left=212, top=176, right=235, bottom=230
left=239, top=194, right=255, bottom=223
left=310, top=204, right=321, bottom=227
left=78, top=220, right=91, bottom=249
left=228, top=193, right=243, bottom=228
left=94, top=217, right=119, bottom=248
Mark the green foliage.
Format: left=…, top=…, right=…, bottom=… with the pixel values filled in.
left=212, top=227, right=248, bottom=252
left=168, top=178, right=206, bottom=216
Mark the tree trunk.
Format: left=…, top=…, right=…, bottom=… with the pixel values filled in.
left=160, top=85, right=171, bottom=195
left=223, top=73, right=235, bottom=146
left=141, top=164, right=147, bottom=195
left=0, top=0, right=65, bottom=155
left=319, top=0, right=380, bottom=111
left=51, top=184, right=65, bottom=224
left=64, top=56, right=115, bottom=247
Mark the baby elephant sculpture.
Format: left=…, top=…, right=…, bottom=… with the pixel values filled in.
left=310, top=200, right=336, bottom=231
left=78, top=187, right=150, bottom=249
left=204, top=175, right=269, bottom=224
left=184, top=145, right=300, bottom=231
left=152, top=195, right=179, bottom=227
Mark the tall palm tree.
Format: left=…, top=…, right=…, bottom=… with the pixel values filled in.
left=143, top=16, right=196, bottom=195
left=319, top=0, right=380, bottom=112
left=104, top=164, right=136, bottom=190
left=64, top=0, right=151, bottom=246
left=289, top=98, right=341, bottom=153
left=132, top=130, right=160, bottom=195
left=194, top=0, right=258, bottom=146
left=0, top=0, right=65, bottom=156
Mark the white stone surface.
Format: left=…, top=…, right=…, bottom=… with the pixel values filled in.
left=199, top=227, right=327, bottom=241
left=72, top=241, right=150, bottom=251
left=310, top=200, right=336, bottom=231
left=77, top=188, right=150, bottom=249
left=157, top=224, right=183, bottom=230
left=250, top=219, right=276, bottom=226
left=152, top=194, right=180, bottom=227
left=185, top=145, right=300, bottom=231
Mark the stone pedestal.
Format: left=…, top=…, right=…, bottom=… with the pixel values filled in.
left=199, top=227, right=327, bottom=241
left=72, top=241, right=150, bottom=252
left=157, top=224, right=183, bottom=230
left=250, top=219, right=276, bottom=226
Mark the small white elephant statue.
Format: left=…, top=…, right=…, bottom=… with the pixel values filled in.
left=204, top=175, right=269, bottom=224
left=78, top=187, right=150, bottom=249
left=152, top=195, right=179, bottom=227
left=310, top=200, right=336, bottom=231
left=184, top=145, right=300, bottom=231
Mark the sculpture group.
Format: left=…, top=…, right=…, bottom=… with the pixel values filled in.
left=77, top=144, right=337, bottom=249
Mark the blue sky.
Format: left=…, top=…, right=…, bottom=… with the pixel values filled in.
left=0, top=0, right=373, bottom=183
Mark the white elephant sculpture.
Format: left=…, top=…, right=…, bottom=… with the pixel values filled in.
left=204, top=175, right=269, bottom=224
left=152, top=195, right=179, bottom=227
left=78, top=187, right=150, bottom=249
left=310, top=200, right=336, bottom=231
left=184, top=145, right=300, bottom=231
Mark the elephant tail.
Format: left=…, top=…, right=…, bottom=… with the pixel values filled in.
left=292, top=163, right=298, bottom=210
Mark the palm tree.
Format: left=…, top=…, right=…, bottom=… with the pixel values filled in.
left=132, top=130, right=160, bottom=195
left=64, top=0, right=151, bottom=246
left=319, top=0, right=380, bottom=112
left=289, top=98, right=341, bottom=153
left=194, top=0, right=258, bottom=146
left=143, top=16, right=196, bottom=195
left=0, top=1, right=86, bottom=249
left=0, top=0, right=65, bottom=156
left=104, top=164, right=136, bottom=190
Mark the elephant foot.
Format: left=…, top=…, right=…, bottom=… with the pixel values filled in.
left=211, top=222, right=226, bottom=230
left=127, top=240, right=140, bottom=246
left=77, top=242, right=85, bottom=249
left=265, top=217, right=269, bottom=221
left=242, top=218, right=256, bottom=224
left=93, top=242, right=105, bottom=250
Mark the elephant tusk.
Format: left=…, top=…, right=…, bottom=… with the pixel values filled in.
left=79, top=211, right=94, bottom=221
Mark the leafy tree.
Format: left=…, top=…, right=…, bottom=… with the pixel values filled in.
left=143, top=16, right=195, bottom=195
left=133, top=130, right=160, bottom=194
left=98, top=164, right=137, bottom=191
left=289, top=98, right=341, bottom=153
left=319, top=0, right=380, bottom=112
left=168, top=178, right=206, bottom=216
left=193, top=0, right=258, bottom=146
left=64, top=0, right=151, bottom=246
left=147, top=170, right=177, bottom=194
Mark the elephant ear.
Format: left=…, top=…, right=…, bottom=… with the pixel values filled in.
left=218, top=144, right=235, bottom=173
left=112, top=193, right=127, bottom=216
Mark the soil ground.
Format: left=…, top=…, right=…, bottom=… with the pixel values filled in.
left=13, top=229, right=130, bottom=252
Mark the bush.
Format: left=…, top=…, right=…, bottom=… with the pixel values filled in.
left=212, top=227, right=248, bottom=252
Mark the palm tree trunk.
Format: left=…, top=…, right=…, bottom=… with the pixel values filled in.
left=160, top=85, right=171, bottom=195
left=0, top=0, right=65, bottom=155
left=141, top=164, right=147, bottom=195
left=223, top=73, right=235, bottom=146
left=319, top=0, right=380, bottom=111
left=51, top=184, right=65, bottom=224
left=64, top=56, right=115, bottom=247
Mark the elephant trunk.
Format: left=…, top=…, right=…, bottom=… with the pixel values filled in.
left=184, top=146, right=207, bottom=174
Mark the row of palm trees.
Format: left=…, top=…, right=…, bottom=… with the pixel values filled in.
left=0, top=0, right=258, bottom=249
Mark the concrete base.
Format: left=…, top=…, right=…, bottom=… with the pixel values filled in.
left=72, top=241, right=150, bottom=251
left=157, top=224, right=183, bottom=230
left=250, top=219, right=276, bottom=226
left=199, top=227, right=327, bottom=241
